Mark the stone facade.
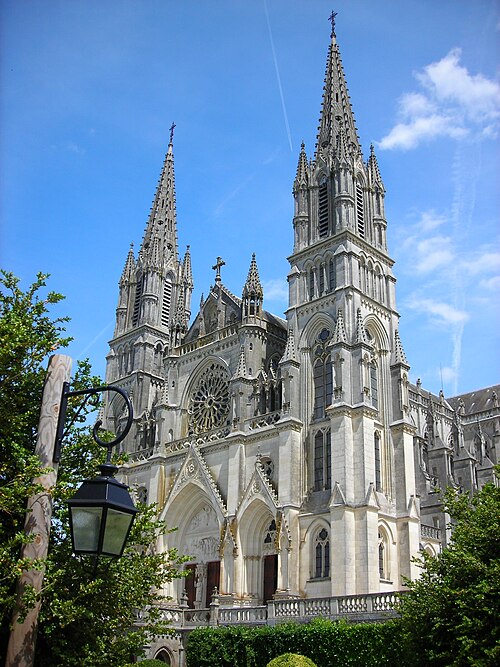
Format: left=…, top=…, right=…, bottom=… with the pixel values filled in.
left=103, top=21, right=499, bottom=662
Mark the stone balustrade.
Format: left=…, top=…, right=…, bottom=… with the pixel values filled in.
left=155, top=591, right=401, bottom=631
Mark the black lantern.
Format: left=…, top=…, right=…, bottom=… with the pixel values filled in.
left=68, top=461, right=137, bottom=558
left=55, top=382, right=136, bottom=559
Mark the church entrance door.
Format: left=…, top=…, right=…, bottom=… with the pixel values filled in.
left=263, top=554, right=277, bottom=603
left=205, top=560, right=221, bottom=607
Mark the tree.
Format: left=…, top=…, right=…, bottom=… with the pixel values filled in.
left=398, top=474, right=500, bottom=666
left=1, top=271, right=187, bottom=665
left=1, top=270, right=71, bottom=654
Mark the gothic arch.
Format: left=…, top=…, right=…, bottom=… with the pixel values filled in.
left=154, top=648, right=172, bottom=665
left=304, top=519, right=331, bottom=580
left=298, top=313, right=335, bottom=351
left=363, top=314, right=390, bottom=352
left=237, top=499, right=277, bottom=600
left=377, top=521, right=394, bottom=581
left=163, top=484, right=222, bottom=604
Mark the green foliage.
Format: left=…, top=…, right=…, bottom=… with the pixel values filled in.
left=398, top=473, right=500, bottom=667
left=0, top=271, right=72, bottom=652
left=0, top=271, right=188, bottom=666
left=266, top=653, right=317, bottom=667
left=186, top=618, right=412, bottom=667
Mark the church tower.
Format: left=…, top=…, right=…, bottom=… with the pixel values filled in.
left=286, top=15, right=419, bottom=595
left=104, top=127, right=193, bottom=450
left=100, top=20, right=500, bottom=638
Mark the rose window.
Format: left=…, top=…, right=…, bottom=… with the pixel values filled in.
left=188, top=363, right=230, bottom=435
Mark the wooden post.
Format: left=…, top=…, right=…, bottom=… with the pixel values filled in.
left=6, top=354, right=72, bottom=667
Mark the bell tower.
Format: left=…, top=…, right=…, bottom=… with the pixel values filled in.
left=286, top=15, right=419, bottom=595
left=104, top=127, right=193, bottom=451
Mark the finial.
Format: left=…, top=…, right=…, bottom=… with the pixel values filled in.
left=212, top=256, right=225, bottom=283
left=169, top=121, right=176, bottom=144
left=329, top=10, right=338, bottom=36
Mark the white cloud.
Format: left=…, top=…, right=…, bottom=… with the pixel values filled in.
left=417, top=210, right=448, bottom=232
left=414, top=235, right=454, bottom=273
left=407, top=296, right=469, bottom=326
left=478, top=275, right=500, bottom=291
left=417, top=48, right=500, bottom=122
left=263, top=278, right=288, bottom=302
left=461, top=251, right=500, bottom=275
left=379, top=49, right=500, bottom=150
left=379, top=114, right=466, bottom=150
left=440, top=366, right=458, bottom=383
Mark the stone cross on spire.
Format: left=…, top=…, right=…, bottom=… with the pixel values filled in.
left=169, top=121, right=176, bottom=144
left=329, top=10, right=338, bottom=36
left=212, top=256, right=225, bottom=283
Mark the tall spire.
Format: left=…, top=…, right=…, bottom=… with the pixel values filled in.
left=367, top=144, right=384, bottom=190
left=120, top=243, right=136, bottom=285
left=394, top=330, right=409, bottom=367
left=315, top=14, right=361, bottom=159
left=140, top=127, right=178, bottom=265
left=293, top=141, right=309, bottom=191
left=242, top=254, right=263, bottom=320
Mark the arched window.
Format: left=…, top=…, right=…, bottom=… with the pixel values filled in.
left=319, top=264, right=325, bottom=295
left=132, top=275, right=144, bottom=326
left=356, top=180, right=365, bottom=238
left=359, top=257, right=366, bottom=293
left=328, top=259, right=335, bottom=292
left=309, top=268, right=315, bottom=300
left=314, top=527, right=330, bottom=578
left=314, top=429, right=331, bottom=491
left=374, top=431, right=382, bottom=491
left=370, top=361, right=378, bottom=410
left=313, top=328, right=333, bottom=419
left=318, top=181, right=329, bottom=237
left=378, top=529, right=389, bottom=580
left=161, top=277, right=173, bottom=328
left=154, top=343, right=163, bottom=373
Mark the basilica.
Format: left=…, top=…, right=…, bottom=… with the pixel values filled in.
left=103, top=19, right=498, bottom=619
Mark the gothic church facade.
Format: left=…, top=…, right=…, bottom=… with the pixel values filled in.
left=103, top=22, right=499, bottom=611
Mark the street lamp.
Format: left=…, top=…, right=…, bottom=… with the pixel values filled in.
left=68, top=459, right=137, bottom=558
left=55, top=382, right=136, bottom=558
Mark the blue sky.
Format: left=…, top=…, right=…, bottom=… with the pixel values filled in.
left=1, top=0, right=499, bottom=397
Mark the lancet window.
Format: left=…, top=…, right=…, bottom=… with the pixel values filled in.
left=318, top=181, right=329, bottom=238
left=313, top=328, right=333, bottom=419
left=328, top=259, right=335, bottom=291
left=314, top=527, right=330, bottom=578
left=356, top=180, right=365, bottom=238
left=161, top=277, right=173, bottom=328
left=314, top=429, right=331, bottom=491
left=132, top=274, right=145, bottom=326
left=370, top=361, right=378, bottom=410
left=374, top=431, right=382, bottom=491
left=378, top=529, right=390, bottom=580
left=254, top=359, right=282, bottom=417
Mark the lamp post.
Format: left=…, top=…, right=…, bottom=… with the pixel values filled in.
left=6, top=355, right=135, bottom=667
left=56, top=381, right=137, bottom=559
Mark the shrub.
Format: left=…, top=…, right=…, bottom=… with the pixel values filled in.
left=266, top=653, right=317, bottom=667
left=185, top=618, right=414, bottom=666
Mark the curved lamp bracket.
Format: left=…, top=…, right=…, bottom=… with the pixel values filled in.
left=54, top=382, right=133, bottom=463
